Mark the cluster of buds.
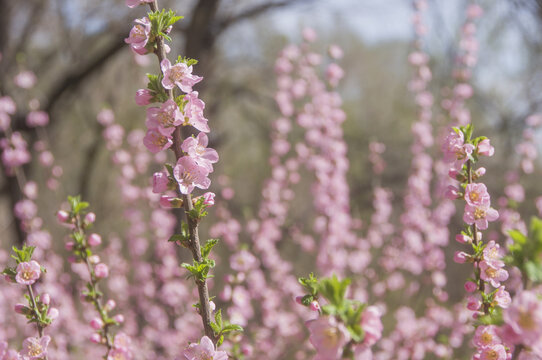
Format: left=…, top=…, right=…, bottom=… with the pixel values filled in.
left=57, top=196, right=132, bottom=359
left=2, top=245, right=56, bottom=359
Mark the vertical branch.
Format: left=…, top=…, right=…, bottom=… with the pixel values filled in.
left=147, top=0, right=215, bottom=343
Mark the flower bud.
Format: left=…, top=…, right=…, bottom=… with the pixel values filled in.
left=455, top=234, right=471, bottom=244
left=105, top=300, right=116, bottom=311
left=14, top=304, right=28, bottom=314
left=41, top=293, right=51, bottom=305
left=464, top=281, right=477, bottom=293
left=94, top=263, right=109, bottom=279
left=295, top=296, right=303, bottom=305
left=84, top=212, right=96, bottom=224
left=203, top=192, right=215, bottom=206
left=89, top=255, right=100, bottom=264
left=65, top=242, right=75, bottom=251
left=113, top=314, right=125, bottom=323
left=90, top=318, right=104, bottom=330
left=453, top=251, right=469, bottom=264
left=56, top=210, right=70, bottom=223
left=309, top=301, right=320, bottom=312
left=87, top=233, right=102, bottom=247
left=90, top=333, right=102, bottom=344
left=135, top=89, right=153, bottom=106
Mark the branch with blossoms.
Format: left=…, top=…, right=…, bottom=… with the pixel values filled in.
left=2, top=245, right=56, bottom=359
left=125, top=0, right=242, bottom=352
left=296, top=274, right=383, bottom=359
left=443, top=125, right=516, bottom=359
left=57, top=196, right=132, bottom=360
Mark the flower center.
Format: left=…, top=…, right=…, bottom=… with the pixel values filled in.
left=151, top=133, right=168, bottom=147
left=485, top=350, right=498, bottom=360
left=518, top=309, right=536, bottom=330
left=195, top=145, right=205, bottom=155
left=474, top=207, right=486, bottom=220
left=22, top=270, right=33, bottom=280
left=133, top=25, right=146, bottom=40
left=182, top=171, right=195, bottom=183
left=469, top=192, right=479, bottom=202
left=28, top=342, right=43, bottom=357
left=323, top=327, right=339, bottom=348
left=485, top=267, right=497, bottom=278
left=170, top=66, right=186, bottom=82
left=158, top=112, right=174, bottom=128
left=480, top=332, right=493, bottom=345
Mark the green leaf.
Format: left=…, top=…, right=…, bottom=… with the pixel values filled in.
left=217, top=335, right=224, bottom=347
left=318, top=275, right=350, bottom=307
left=201, top=239, right=219, bottom=259
left=215, top=309, right=223, bottom=329
left=222, top=324, right=243, bottom=333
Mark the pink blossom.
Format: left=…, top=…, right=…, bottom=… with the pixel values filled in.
left=173, top=156, right=211, bottom=194
left=476, top=344, right=507, bottom=360
left=0, top=96, right=16, bottom=114
left=90, top=318, right=104, bottom=330
left=464, top=183, right=490, bottom=207
left=143, top=129, right=173, bottom=153
left=502, top=290, right=542, bottom=347
left=465, top=281, right=477, bottom=292
left=453, top=251, right=469, bottom=264
left=306, top=316, right=350, bottom=359
left=328, top=45, right=344, bottom=60
left=230, top=250, right=259, bottom=272
left=14, top=199, right=37, bottom=220
left=152, top=171, right=170, bottom=193
left=181, top=133, right=218, bottom=172
left=494, top=286, right=511, bottom=309
left=474, top=325, right=501, bottom=348
left=57, top=210, right=70, bottom=223
left=20, top=336, right=50, bottom=359
left=135, top=89, right=153, bottom=106
left=15, top=261, right=41, bottom=285
left=97, top=109, right=115, bottom=126
left=456, top=234, right=471, bottom=244
left=482, top=240, right=505, bottom=268
left=107, top=348, right=132, bottom=360
left=25, top=111, right=49, bottom=127
left=504, top=184, right=525, bottom=203
left=442, top=130, right=464, bottom=162
left=113, top=332, right=132, bottom=351
left=94, top=263, right=109, bottom=279
left=463, top=203, right=499, bottom=230
left=85, top=212, right=96, bottom=224
left=125, top=17, right=151, bottom=55
left=182, top=92, right=210, bottom=132
left=182, top=336, right=227, bottom=360
left=160, top=59, right=202, bottom=93
left=326, top=63, right=344, bottom=87
left=14, top=71, right=37, bottom=89
left=479, top=260, right=508, bottom=288
left=467, top=295, right=481, bottom=311
left=302, top=27, right=318, bottom=42
left=202, top=192, right=215, bottom=206
left=361, top=306, right=383, bottom=347
left=88, top=233, right=102, bottom=247
left=467, top=4, right=484, bottom=19
left=146, top=100, right=182, bottom=136
left=477, top=139, right=495, bottom=157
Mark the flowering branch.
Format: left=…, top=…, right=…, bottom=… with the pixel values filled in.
left=57, top=196, right=132, bottom=360
left=125, top=0, right=242, bottom=349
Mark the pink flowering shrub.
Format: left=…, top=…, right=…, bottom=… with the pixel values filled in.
left=1, top=0, right=542, bottom=359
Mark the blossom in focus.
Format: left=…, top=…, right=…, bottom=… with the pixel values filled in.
left=181, top=133, right=218, bottom=172
left=125, top=17, right=152, bottom=55
left=181, top=336, right=227, bottom=360
left=20, top=336, right=50, bottom=359
left=306, top=316, right=350, bottom=360
left=173, top=156, right=211, bottom=195
left=160, top=59, right=202, bottom=93
left=15, top=261, right=41, bottom=285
